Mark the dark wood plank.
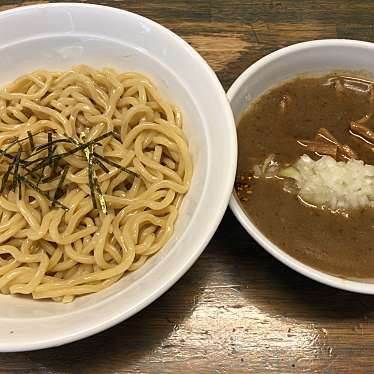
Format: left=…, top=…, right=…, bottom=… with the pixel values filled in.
left=1, top=1, right=374, bottom=373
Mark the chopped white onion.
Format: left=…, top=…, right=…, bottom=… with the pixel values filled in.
left=285, top=154, right=374, bottom=211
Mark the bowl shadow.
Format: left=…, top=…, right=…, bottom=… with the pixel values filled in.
left=218, top=210, right=374, bottom=321
left=3, top=255, right=210, bottom=372
left=3, top=209, right=374, bottom=371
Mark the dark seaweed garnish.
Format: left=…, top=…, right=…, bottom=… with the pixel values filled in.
left=0, top=131, right=137, bottom=212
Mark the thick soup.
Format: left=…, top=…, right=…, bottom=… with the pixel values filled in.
left=236, top=74, right=374, bottom=279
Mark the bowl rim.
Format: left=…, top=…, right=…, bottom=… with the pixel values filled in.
left=0, top=2, right=237, bottom=351
left=228, top=38, right=374, bottom=295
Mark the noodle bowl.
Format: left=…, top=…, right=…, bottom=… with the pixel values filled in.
left=0, top=65, right=192, bottom=302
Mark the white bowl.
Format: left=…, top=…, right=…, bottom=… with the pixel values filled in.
left=228, top=39, right=374, bottom=295
left=0, top=3, right=237, bottom=351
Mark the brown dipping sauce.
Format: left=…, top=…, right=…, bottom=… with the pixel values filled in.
left=236, top=73, right=374, bottom=280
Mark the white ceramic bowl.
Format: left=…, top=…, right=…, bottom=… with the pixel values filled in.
left=228, top=39, right=374, bottom=295
left=0, top=3, right=237, bottom=351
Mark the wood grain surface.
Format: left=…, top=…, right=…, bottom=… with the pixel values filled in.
left=1, top=1, right=374, bottom=373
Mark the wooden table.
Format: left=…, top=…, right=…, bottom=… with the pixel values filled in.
left=1, top=1, right=374, bottom=373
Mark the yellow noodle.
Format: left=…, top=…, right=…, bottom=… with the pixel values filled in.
left=0, top=65, right=192, bottom=302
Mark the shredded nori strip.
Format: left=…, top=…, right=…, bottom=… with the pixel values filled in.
left=0, top=130, right=134, bottom=213
left=94, top=176, right=107, bottom=214
left=64, top=134, right=103, bottom=148
left=0, top=155, right=17, bottom=193
left=87, top=144, right=97, bottom=210
left=33, top=139, right=72, bottom=152
left=52, top=165, right=69, bottom=206
left=18, top=175, right=68, bottom=211
left=94, top=158, right=110, bottom=173
left=27, top=131, right=35, bottom=152
left=35, top=144, right=56, bottom=185
left=112, top=132, right=122, bottom=142
left=0, top=132, right=42, bottom=158
left=0, top=137, right=25, bottom=164
left=52, top=152, right=60, bottom=178
left=22, top=141, right=67, bottom=162
left=93, top=152, right=137, bottom=177
left=47, top=133, right=53, bottom=158
left=37, top=165, right=46, bottom=186
left=47, top=145, right=57, bottom=172
left=25, top=132, right=114, bottom=172
left=12, top=146, right=22, bottom=192
left=18, top=179, right=21, bottom=200
left=41, top=174, right=61, bottom=184
left=0, top=137, right=19, bottom=157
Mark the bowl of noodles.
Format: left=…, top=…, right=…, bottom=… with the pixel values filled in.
left=0, top=3, right=236, bottom=351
